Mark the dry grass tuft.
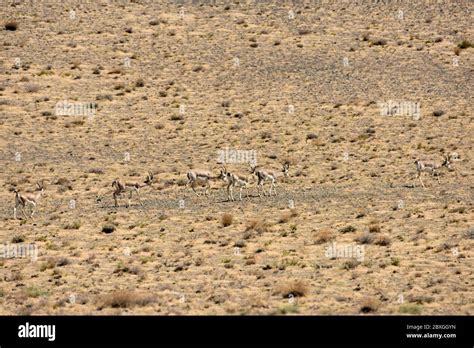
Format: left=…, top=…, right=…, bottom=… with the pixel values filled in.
left=374, top=235, right=391, bottom=246
left=99, top=290, right=155, bottom=308
left=314, top=228, right=334, bottom=244
left=5, top=21, right=18, bottom=31
left=360, top=297, right=380, bottom=313
left=277, top=280, right=308, bottom=298
left=368, top=220, right=381, bottom=233
left=355, top=232, right=375, bottom=244
left=245, top=219, right=271, bottom=234
left=221, top=213, right=233, bottom=227
left=278, top=209, right=298, bottom=223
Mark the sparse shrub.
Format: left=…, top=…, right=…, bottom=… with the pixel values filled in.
left=276, top=304, right=300, bottom=314
left=355, top=233, right=374, bottom=244
left=221, top=213, right=233, bottom=227
left=340, top=225, right=356, bottom=233
left=25, top=286, right=48, bottom=298
left=306, top=133, right=317, bottom=140
left=11, top=235, right=25, bottom=243
left=192, top=65, right=204, bottom=72
left=5, top=21, right=18, bottom=31
left=360, top=297, right=380, bottom=313
left=464, top=229, right=474, bottom=239
left=102, top=224, right=116, bottom=234
left=399, top=304, right=422, bottom=314
left=96, top=94, right=113, bottom=101
left=374, top=235, right=391, bottom=246
left=371, top=38, right=387, bottom=46
left=221, top=100, right=231, bottom=107
left=245, top=219, right=270, bottom=234
left=55, top=257, right=70, bottom=267
left=234, top=240, right=245, bottom=248
left=448, top=206, right=466, bottom=213
left=432, top=110, right=445, bottom=117
left=368, top=220, right=381, bottom=233
left=88, top=168, right=104, bottom=174
left=297, top=27, right=312, bottom=35
left=135, top=78, right=145, bottom=87
left=64, top=221, right=81, bottom=229
left=24, top=84, right=39, bottom=93
left=342, top=259, right=360, bottom=270
left=278, top=209, right=297, bottom=223
left=314, top=228, right=334, bottom=244
left=457, top=40, right=473, bottom=49
left=277, top=280, right=308, bottom=298
left=170, top=114, right=184, bottom=121
left=99, top=290, right=155, bottom=308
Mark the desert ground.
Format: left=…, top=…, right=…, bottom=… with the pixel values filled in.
left=0, top=0, right=472, bottom=315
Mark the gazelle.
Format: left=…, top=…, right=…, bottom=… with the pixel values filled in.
left=222, top=166, right=250, bottom=201
left=185, top=168, right=227, bottom=197
left=250, top=162, right=289, bottom=197
left=111, top=172, right=154, bottom=207
left=13, top=180, right=45, bottom=219
left=414, top=155, right=451, bottom=188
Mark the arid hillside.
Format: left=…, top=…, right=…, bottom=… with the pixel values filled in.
left=0, top=0, right=472, bottom=315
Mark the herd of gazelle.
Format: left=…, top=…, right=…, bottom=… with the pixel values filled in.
left=185, top=163, right=290, bottom=201
left=12, top=154, right=457, bottom=218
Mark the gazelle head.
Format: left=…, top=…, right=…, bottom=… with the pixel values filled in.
left=36, top=180, right=46, bottom=194
left=442, top=155, right=451, bottom=169
left=282, top=163, right=290, bottom=177
left=218, top=166, right=228, bottom=181
left=249, top=163, right=257, bottom=174
left=144, top=171, right=154, bottom=185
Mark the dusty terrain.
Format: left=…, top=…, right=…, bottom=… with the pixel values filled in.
left=0, top=0, right=472, bottom=315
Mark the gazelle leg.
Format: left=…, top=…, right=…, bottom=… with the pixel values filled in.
left=239, top=187, right=243, bottom=201
left=21, top=205, right=28, bottom=219
left=14, top=207, right=17, bottom=219
left=30, top=202, right=37, bottom=218
left=113, top=193, right=119, bottom=207
left=136, top=189, right=144, bottom=207
left=191, top=182, right=200, bottom=196
left=434, top=171, right=441, bottom=184
left=418, top=174, right=425, bottom=188
left=126, top=191, right=132, bottom=207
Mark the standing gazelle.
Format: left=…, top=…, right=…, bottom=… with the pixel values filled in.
left=250, top=162, right=289, bottom=197
left=112, top=172, right=154, bottom=207
left=222, top=166, right=250, bottom=201
left=414, top=155, right=451, bottom=188
left=13, top=180, right=46, bottom=219
left=185, top=168, right=227, bottom=197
